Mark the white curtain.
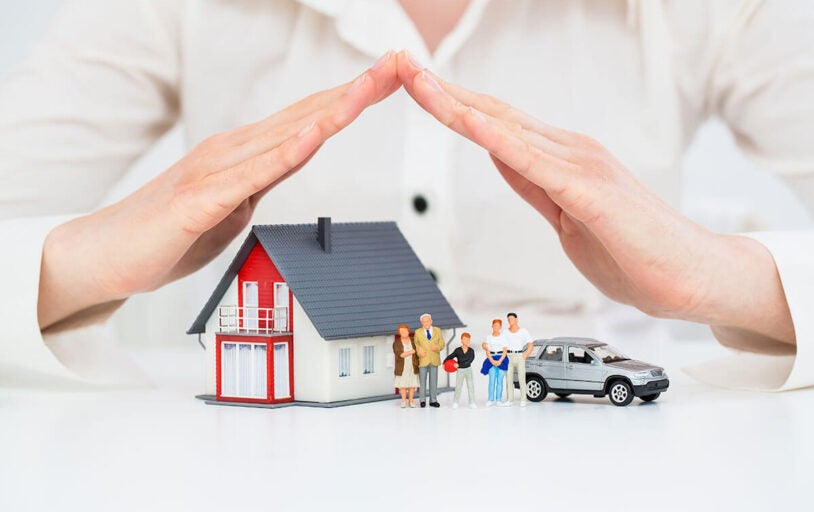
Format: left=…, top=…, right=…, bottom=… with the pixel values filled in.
left=254, top=344, right=267, bottom=398
left=222, top=343, right=237, bottom=396
left=274, top=343, right=290, bottom=398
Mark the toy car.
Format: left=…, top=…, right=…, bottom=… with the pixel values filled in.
left=514, top=337, right=669, bottom=406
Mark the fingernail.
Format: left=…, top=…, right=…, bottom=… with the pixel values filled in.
left=345, top=72, right=368, bottom=96
left=420, top=70, right=444, bottom=92
left=404, top=50, right=423, bottom=69
left=297, top=121, right=315, bottom=138
left=372, top=50, right=392, bottom=71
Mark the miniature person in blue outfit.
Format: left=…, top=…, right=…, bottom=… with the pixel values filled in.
left=444, top=331, right=477, bottom=409
left=481, top=319, right=509, bottom=407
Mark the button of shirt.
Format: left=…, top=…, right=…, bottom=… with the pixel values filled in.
left=412, top=194, right=428, bottom=214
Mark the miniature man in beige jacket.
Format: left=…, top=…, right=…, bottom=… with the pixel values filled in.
left=414, top=313, right=445, bottom=408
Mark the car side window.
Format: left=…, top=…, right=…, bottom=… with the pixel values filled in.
left=529, top=345, right=543, bottom=358
left=568, top=347, right=594, bottom=364
left=540, top=345, right=564, bottom=362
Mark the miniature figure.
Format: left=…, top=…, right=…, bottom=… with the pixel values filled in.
left=414, top=313, right=445, bottom=408
left=393, top=324, right=420, bottom=408
left=443, top=332, right=477, bottom=409
left=481, top=319, right=509, bottom=407
left=514, top=337, right=670, bottom=406
left=502, top=312, right=533, bottom=407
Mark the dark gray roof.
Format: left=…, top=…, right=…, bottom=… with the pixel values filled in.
left=187, top=221, right=464, bottom=339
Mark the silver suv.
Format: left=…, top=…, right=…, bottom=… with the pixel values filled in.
left=515, top=337, right=669, bottom=406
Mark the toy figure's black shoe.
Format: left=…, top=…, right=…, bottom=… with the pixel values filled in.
left=430, top=402, right=440, bottom=408
left=420, top=401, right=426, bottom=408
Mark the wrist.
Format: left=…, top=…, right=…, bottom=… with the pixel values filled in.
left=684, top=233, right=795, bottom=345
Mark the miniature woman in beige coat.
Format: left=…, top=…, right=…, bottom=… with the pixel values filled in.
left=393, top=324, right=420, bottom=408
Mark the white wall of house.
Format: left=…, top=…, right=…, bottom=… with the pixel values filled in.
left=203, top=276, right=238, bottom=396
left=291, top=297, right=327, bottom=402
left=321, top=333, right=396, bottom=403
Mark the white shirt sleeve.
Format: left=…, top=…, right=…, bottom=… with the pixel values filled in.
left=0, top=0, right=180, bottom=381
left=686, top=0, right=814, bottom=390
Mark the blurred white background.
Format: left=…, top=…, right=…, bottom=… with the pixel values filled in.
left=2, top=1, right=811, bottom=347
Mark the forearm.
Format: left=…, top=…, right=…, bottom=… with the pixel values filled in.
left=37, top=215, right=123, bottom=330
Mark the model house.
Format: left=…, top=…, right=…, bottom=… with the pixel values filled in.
left=187, top=218, right=465, bottom=407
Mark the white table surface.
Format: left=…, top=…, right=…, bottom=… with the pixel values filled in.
left=2, top=338, right=811, bottom=512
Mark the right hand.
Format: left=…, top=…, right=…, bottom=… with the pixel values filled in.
left=37, top=52, right=400, bottom=329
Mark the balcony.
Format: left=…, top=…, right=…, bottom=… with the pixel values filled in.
left=217, top=305, right=290, bottom=335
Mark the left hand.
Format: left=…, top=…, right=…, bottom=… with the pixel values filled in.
left=396, top=51, right=795, bottom=347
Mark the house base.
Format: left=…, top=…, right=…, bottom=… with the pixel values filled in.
left=195, top=387, right=455, bottom=409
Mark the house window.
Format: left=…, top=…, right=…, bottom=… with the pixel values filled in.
left=363, top=345, right=375, bottom=374
left=338, top=348, right=351, bottom=377
left=273, top=282, right=290, bottom=331
left=221, top=342, right=267, bottom=399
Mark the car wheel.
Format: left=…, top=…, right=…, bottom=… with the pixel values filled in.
left=608, top=380, right=634, bottom=406
left=555, top=393, right=571, bottom=399
left=640, top=393, right=660, bottom=402
left=526, top=376, right=548, bottom=402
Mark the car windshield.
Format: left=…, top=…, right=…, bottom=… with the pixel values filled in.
left=589, top=344, right=630, bottom=363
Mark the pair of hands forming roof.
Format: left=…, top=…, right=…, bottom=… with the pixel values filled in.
left=38, top=51, right=794, bottom=355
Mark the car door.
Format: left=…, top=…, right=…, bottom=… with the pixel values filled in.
left=531, top=344, right=566, bottom=388
left=565, top=346, right=605, bottom=392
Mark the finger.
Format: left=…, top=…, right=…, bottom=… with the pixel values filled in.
left=176, top=123, right=323, bottom=233
left=399, top=57, right=574, bottom=166
left=202, top=50, right=399, bottom=172
left=491, top=154, right=563, bottom=233
left=462, top=106, right=577, bottom=196
left=207, top=64, right=382, bottom=171
left=248, top=143, right=322, bottom=207
left=238, top=51, right=400, bottom=142
left=398, top=50, right=575, bottom=148
left=433, top=78, right=578, bottom=147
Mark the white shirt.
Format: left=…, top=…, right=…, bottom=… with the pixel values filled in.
left=1, top=0, right=813, bottom=390
left=503, top=327, right=532, bottom=352
left=485, top=333, right=508, bottom=354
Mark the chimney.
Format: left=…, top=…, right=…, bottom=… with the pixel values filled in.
left=317, top=217, right=332, bottom=253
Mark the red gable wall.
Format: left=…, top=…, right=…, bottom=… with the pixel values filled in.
left=237, top=243, right=284, bottom=310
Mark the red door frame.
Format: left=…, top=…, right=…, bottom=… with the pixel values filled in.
left=215, top=334, right=294, bottom=404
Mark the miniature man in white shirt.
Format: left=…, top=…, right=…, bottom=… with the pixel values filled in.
left=503, top=312, right=533, bottom=407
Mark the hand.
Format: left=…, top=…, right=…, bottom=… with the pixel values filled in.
left=454, top=362, right=459, bottom=368
left=522, top=352, right=530, bottom=360
left=429, top=343, right=439, bottom=351
left=37, top=52, right=400, bottom=330
left=396, top=51, right=795, bottom=347
left=418, top=350, right=426, bottom=357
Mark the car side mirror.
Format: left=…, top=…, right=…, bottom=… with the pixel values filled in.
left=591, top=359, right=599, bottom=366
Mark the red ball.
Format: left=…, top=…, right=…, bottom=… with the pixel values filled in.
left=443, top=359, right=458, bottom=373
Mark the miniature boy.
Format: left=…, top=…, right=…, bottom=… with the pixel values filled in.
left=503, top=312, right=534, bottom=407
left=414, top=313, right=445, bottom=408
left=443, top=332, right=477, bottom=409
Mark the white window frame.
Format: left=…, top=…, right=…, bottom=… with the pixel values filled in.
left=220, top=341, right=267, bottom=399
left=362, top=345, right=375, bottom=375
left=273, top=282, right=289, bottom=331
left=242, top=281, right=259, bottom=330
left=338, top=347, right=351, bottom=378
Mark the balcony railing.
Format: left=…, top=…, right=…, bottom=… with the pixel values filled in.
left=217, top=305, right=290, bottom=334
